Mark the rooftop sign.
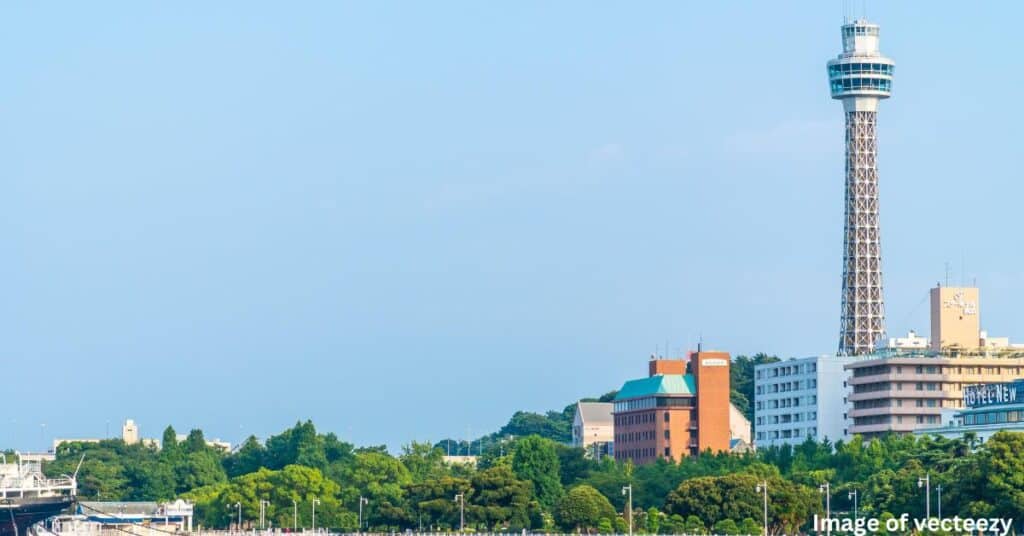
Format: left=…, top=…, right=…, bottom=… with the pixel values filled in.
left=964, top=382, right=1023, bottom=408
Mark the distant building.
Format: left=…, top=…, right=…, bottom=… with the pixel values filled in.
left=441, top=455, right=478, bottom=468
left=175, top=435, right=231, bottom=452
left=122, top=420, right=140, bottom=445
left=847, top=285, right=1024, bottom=438
left=571, top=402, right=613, bottom=459
left=754, top=355, right=855, bottom=447
left=613, top=352, right=732, bottom=465
left=729, top=403, right=752, bottom=446
left=914, top=379, right=1024, bottom=442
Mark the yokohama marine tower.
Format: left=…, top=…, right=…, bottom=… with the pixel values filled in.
left=827, top=20, right=894, bottom=355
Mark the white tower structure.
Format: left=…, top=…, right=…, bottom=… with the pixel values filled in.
left=828, top=19, right=894, bottom=355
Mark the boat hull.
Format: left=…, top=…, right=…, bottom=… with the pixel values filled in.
left=0, top=497, right=75, bottom=536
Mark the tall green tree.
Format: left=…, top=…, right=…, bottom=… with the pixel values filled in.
left=511, top=435, right=564, bottom=509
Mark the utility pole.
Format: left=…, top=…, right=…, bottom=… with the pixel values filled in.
left=292, top=499, right=297, bottom=531
left=918, top=474, right=931, bottom=518
left=312, top=498, right=320, bottom=533
left=358, top=496, right=369, bottom=533
left=454, top=493, right=465, bottom=533
left=234, top=502, right=242, bottom=531
left=621, top=485, right=633, bottom=536
left=937, top=484, right=942, bottom=519
left=259, top=500, right=269, bottom=529
left=819, top=482, right=831, bottom=536
left=755, top=481, right=768, bottom=536
left=848, top=489, right=858, bottom=522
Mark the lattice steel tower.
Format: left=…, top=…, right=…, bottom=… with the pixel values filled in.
left=827, top=19, right=894, bottom=355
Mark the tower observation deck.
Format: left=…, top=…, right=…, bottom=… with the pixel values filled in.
left=827, top=19, right=894, bottom=355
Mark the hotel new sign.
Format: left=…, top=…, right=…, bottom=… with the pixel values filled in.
left=964, top=382, right=1024, bottom=408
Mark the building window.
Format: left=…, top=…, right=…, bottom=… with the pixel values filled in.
left=664, top=412, right=670, bottom=422
left=664, top=430, right=670, bottom=439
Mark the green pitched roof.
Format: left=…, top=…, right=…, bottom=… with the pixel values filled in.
left=614, top=374, right=696, bottom=400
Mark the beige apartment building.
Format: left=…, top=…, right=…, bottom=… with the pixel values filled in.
left=847, top=285, right=1024, bottom=437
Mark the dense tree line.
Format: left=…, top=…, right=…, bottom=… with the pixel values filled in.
left=42, top=417, right=1024, bottom=533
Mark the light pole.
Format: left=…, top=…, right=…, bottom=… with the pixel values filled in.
left=819, top=482, right=831, bottom=536
left=234, top=502, right=242, bottom=531
left=292, top=499, right=297, bottom=530
left=260, top=500, right=269, bottom=529
left=312, top=498, right=320, bottom=533
left=755, top=481, right=768, bottom=536
left=358, top=496, right=369, bottom=532
left=936, top=484, right=942, bottom=519
left=848, top=489, right=858, bottom=522
left=453, top=493, right=465, bottom=533
left=621, top=485, right=633, bottom=536
left=918, top=473, right=931, bottom=519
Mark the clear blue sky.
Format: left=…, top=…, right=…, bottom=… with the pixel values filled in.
left=3, top=2, right=1022, bottom=452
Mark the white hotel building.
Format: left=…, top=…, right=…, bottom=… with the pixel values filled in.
left=754, top=356, right=855, bottom=447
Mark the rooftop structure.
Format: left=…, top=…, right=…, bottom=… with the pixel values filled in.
left=828, top=19, right=895, bottom=355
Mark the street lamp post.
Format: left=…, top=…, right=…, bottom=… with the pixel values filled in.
left=848, top=489, right=858, bottom=522
left=453, top=493, right=465, bottom=533
left=260, top=500, right=269, bottom=529
left=234, top=502, right=242, bottom=531
left=292, top=500, right=297, bottom=531
left=918, top=473, right=931, bottom=519
left=755, top=481, right=768, bottom=536
left=937, top=484, right=942, bottom=519
left=819, top=482, right=831, bottom=536
left=358, top=496, right=369, bottom=532
left=312, top=498, right=320, bottom=533
left=621, top=485, right=633, bottom=536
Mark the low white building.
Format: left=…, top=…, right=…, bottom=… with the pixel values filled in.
left=572, top=401, right=613, bottom=459
left=754, top=355, right=855, bottom=447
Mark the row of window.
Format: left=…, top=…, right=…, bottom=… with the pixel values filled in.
left=756, top=363, right=816, bottom=379
left=616, top=430, right=656, bottom=443
left=755, top=427, right=819, bottom=441
left=843, top=25, right=879, bottom=37
left=615, top=410, right=678, bottom=428
left=828, top=62, right=894, bottom=77
left=756, top=395, right=817, bottom=410
left=963, top=410, right=1024, bottom=426
left=831, top=78, right=893, bottom=93
left=852, top=365, right=1024, bottom=377
left=853, top=415, right=941, bottom=426
left=756, top=412, right=817, bottom=426
left=614, top=396, right=695, bottom=413
left=851, top=381, right=981, bottom=394
left=615, top=447, right=670, bottom=461
left=756, top=379, right=817, bottom=395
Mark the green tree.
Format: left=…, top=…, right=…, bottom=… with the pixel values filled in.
left=400, top=442, right=446, bottom=483
left=469, top=466, right=534, bottom=530
left=740, top=517, right=761, bottom=536
left=713, top=519, right=740, bottom=535
left=555, top=485, right=616, bottom=533
left=512, top=435, right=564, bottom=509
left=645, top=507, right=661, bottom=534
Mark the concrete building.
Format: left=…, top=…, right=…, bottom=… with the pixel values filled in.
left=121, top=420, right=139, bottom=445
left=914, top=379, right=1024, bottom=442
left=613, top=352, right=732, bottom=464
left=754, top=355, right=855, bottom=447
left=571, top=402, right=613, bottom=459
left=847, top=285, right=1024, bottom=437
left=729, top=404, right=752, bottom=446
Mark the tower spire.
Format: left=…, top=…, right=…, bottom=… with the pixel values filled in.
left=827, top=19, right=894, bottom=355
